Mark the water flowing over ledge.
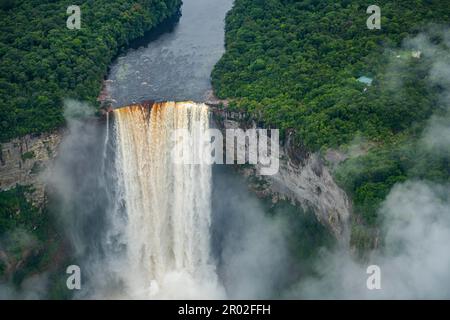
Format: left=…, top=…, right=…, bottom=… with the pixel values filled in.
left=112, top=101, right=224, bottom=299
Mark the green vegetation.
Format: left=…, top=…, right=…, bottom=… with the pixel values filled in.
left=0, top=186, right=43, bottom=236
left=0, top=187, right=58, bottom=284
left=335, top=131, right=450, bottom=252
left=0, top=0, right=182, bottom=142
left=21, top=151, right=35, bottom=161
left=0, top=186, right=76, bottom=299
left=268, top=200, right=333, bottom=264
left=213, top=0, right=448, bottom=149
left=212, top=0, right=450, bottom=254
left=0, top=0, right=182, bottom=297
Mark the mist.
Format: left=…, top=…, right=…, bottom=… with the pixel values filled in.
left=286, top=27, right=450, bottom=299
left=211, top=166, right=291, bottom=299
left=18, top=28, right=450, bottom=300
left=0, top=272, right=50, bottom=300
left=0, top=229, right=50, bottom=299
left=41, top=100, right=314, bottom=300
left=6, top=26, right=449, bottom=300
left=44, top=99, right=127, bottom=299
left=288, top=181, right=450, bottom=299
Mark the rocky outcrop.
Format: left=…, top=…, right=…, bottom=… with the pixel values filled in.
left=0, top=103, right=351, bottom=240
left=262, top=135, right=350, bottom=240
left=210, top=106, right=351, bottom=241
left=0, top=130, right=63, bottom=208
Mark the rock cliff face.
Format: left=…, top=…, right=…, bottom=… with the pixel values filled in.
left=210, top=106, right=351, bottom=240
left=0, top=105, right=351, bottom=240
left=0, top=130, right=63, bottom=208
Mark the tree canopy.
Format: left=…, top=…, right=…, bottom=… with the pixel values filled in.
left=212, top=0, right=450, bottom=253
left=0, top=0, right=181, bottom=141
left=213, top=0, right=449, bottom=149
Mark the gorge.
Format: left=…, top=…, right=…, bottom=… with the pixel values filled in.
left=1, top=0, right=348, bottom=299
left=0, top=0, right=349, bottom=299
left=2, top=0, right=450, bottom=301
left=44, top=96, right=340, bottom=299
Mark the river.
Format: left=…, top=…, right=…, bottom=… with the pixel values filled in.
left=64, top=0, right=326, bottom=299
left=106, top=0, right=234, bottom=106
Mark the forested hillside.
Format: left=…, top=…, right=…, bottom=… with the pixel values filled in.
left=212, top=0, right=450, bottom=253
left=0, top=0, right=181, bottom=141
left=0, top=0, right=182, bottom=297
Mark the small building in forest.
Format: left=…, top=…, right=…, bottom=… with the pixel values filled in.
left=357, top=76, right=373, bottom=86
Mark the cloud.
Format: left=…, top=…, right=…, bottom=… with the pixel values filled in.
left=43, top=99, right=119, bottom=299
left=287, top=27, right=450, bottom=299
left=289, top=181, right=450, bottom=299
left=211, top=167, right=293, bottom=299
left=62, top=99, right=96, bottom=119
left=422, top=115, right=450, bottom=155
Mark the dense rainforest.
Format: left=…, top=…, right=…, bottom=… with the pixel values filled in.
left=0, top=0, right=181, bottom=142
left=212, top=0, right=450, bottom=253
left=0, top=0, right=182, bottom=296
left=1, top=0, right=449, bottom=297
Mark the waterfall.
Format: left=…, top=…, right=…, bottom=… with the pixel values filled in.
left=101, top=112, right=109, bottom=176
left=112, top=101, right=224, bottom=299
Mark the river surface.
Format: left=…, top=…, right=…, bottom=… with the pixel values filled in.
left=106, top=0, right=234, bottom=106
left=100, top=0, right=318, bottom=299
left=46, top=0, right=329, bottom=299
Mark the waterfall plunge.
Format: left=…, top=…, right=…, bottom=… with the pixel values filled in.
left=112, top=101, right=224, bottom=299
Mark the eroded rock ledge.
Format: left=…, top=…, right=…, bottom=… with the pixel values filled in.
left=0, top=103, right=352, bottom=241
left=0, top=130, right=63, bottom=208
left=209, top=105, right=351, bottom=241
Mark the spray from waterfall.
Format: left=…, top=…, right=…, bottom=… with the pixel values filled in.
left=45, top=100, right=293, bottom=300
left=101, top=113, right=109, bottom=176
left=112, top=101, right=224, bottom=299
